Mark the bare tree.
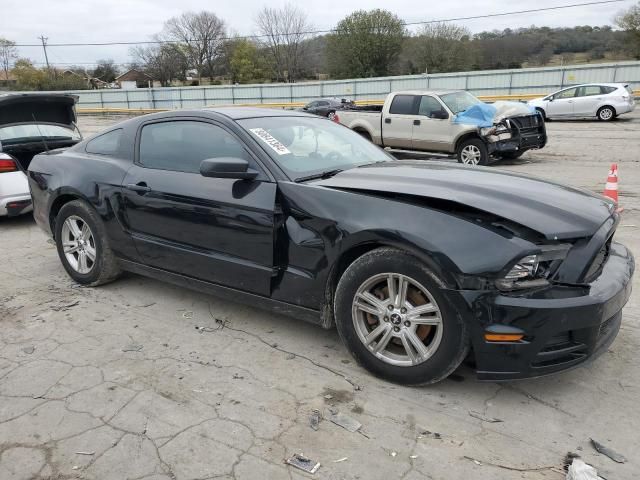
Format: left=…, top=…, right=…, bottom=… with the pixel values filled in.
left=163, top=11, right=226, bottom=83
left=130, top=38, right=188, bottom=87
left=0, top=38, right=18, bottom=80
left=255, top=3, right=313, bottom=82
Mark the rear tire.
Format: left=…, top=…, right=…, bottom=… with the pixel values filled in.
left=54, top=200, right=121, bottom=286
left=457, top=138, right=489, bottom=166
left=597, top=106, right=615, bottom=121
left=334, top=248, right=469, bottom=385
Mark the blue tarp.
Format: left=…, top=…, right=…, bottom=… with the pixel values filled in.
left=453, top=101, right=537, bottom=128
left=453, top=103, right=497, bottom=128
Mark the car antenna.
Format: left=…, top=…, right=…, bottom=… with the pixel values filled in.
left=31, top=113, right=50, bottom=154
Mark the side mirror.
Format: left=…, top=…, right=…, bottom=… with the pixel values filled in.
left=430, top=110, right=449, bottom=120
left=302, top=106, right=309, bottom=110
left=200, top=157, right=258, bottom=180
left=548, top=96, right=554, bottom=102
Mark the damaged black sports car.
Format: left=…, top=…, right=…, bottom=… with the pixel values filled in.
left=28, top=108, right=634, bottom=384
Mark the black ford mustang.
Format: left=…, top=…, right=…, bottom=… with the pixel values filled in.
left=28, top=107, right=634, bottom=384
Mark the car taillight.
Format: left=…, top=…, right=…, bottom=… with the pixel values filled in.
left=0, top=154, right=18, bottom=173
left=332, top=113, right=340, bottom=123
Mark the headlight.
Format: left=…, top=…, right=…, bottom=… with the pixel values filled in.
left=480, top=127, right=496, bottom=136
left=496, top=245, right=571, bottom=291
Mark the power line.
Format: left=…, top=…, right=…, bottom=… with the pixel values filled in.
left=13, top=0, right=628, bottom=47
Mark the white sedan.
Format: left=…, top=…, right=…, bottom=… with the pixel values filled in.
left=528, top=83, right=635, bottom=121
left=0, top=94, right=81, bottom=217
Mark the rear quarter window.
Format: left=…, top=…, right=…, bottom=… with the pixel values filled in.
left=389, top=95, right=418, bottom=115
left=85, top=129, right=123, bottom=155
left=601, top=86, right=618, bottom=94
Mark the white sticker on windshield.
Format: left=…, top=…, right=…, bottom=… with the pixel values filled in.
left=249, top=128, right=291, bottom=155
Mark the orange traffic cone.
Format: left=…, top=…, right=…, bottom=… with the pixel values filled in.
left=603, top=163, right=623, bottom=212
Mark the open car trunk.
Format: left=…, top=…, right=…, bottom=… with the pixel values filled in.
left=0, top=93, right=81, bottom=170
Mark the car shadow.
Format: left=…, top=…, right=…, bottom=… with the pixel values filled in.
left=0, top=213, right=35, bottom=228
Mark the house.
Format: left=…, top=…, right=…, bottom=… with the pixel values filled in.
left=115, top=69, right=153, bottom=89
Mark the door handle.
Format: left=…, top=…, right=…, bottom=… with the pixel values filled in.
left=568, top=100, right=573, bottom=103
left=384, top=118, right=392, bottom=124
left=413, top=119, right=421, bottom=126
left=125, top=182, right=151, bottom=194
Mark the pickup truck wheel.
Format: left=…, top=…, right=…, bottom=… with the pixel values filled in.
left=457, top=138, right=488, bottom=166
left=355, top=130, right=372, bottom=142
left=54, top=200, right=121, bottom=286
left=334, top=248, right=469, bottom=385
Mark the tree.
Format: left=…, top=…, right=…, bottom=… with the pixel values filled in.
left=326, top=9, right=405, bottom=79
left=163, top=11, right=226, bottom=82
left=255, top=3, right=313, bottom=82
left=407, top=23, right=472, bottom=74
left=130, top=39, right=188, bottom=87
left=615, top=2, right=640, bottom=58
left=0, top=38, right=18, bottom=80
left=226, top=38, right=265, bottom=83
left=92, top=59, right=119, bottom=83
left=12, top=59, right=88, bottom=91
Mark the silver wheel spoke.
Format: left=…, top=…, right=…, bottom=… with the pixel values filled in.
left=66, top=218, right=82, bottom=238
left=411, top=315, right=441, bottom=326
left=81, top=223, right=91, bottom=241
left=77, top=251, right=88, bottom=273
left=372, top=326, right=394, bottom=354
left=404, top=330, right=430, bottom=363
left=365, top=323, right=390, bottom=346
left=386, top=275, right=396, bottom=304
left=63, top=242, right=80, bottom=254
left=355, top=291, right=385, bottom=316
left=396, top=276, right=408, bottom=308
left=85, top=245, right=96, bottom=262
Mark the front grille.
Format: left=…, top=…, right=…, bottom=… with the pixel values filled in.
left=510, top=114, right=541, bottom=130
left=584, top=238, right=611, bottom=282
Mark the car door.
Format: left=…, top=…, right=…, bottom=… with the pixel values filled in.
left=305, top=101, right=319, bottom=115
left=573, top=85, right=604, bottom=116
left=411, top=95, right=453, bottom=151
left=316, top=101, right=330, bottom=116
left=382, top=94, right=419, bottom=148
left=120, top=117, right=277, bottom=296
left=546, top=87, right=578, bottom=117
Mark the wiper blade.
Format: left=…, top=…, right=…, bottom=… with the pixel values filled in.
left=294, top=169, right=343, bottom=183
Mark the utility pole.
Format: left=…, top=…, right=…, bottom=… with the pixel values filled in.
left=38, top=35, right=50, bottom=72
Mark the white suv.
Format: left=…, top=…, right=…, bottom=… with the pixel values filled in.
left=528, top=83, right=635, bottom=121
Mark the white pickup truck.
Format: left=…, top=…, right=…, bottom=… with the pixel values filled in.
left=336, top=90, right=547, bottom=166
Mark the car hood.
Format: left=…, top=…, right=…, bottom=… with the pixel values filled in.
left=314, top=161, right=614, bottom=240
left=0, top=94, right=78, bottom=129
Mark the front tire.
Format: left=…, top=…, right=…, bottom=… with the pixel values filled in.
left=457, top=138, right=489, bottom=166
left=54, top=200, right=121, bottom=286
left=597, top=106, right=615, bottom=121
left=496, top=150, right=525, bottom=160
left=334, top=248, right=469, bottom=385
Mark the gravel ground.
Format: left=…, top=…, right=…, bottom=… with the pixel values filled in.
left=0, top=109, right=639, bottom=480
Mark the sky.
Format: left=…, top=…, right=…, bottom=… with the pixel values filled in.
left=0, top=0, right=635, bottom=69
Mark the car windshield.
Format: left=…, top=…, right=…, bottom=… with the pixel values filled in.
left=0, top=124, right=80, bottom=144
left=238, top=116, right=393, bottom=181
left=438, top=91, right=481, bottom=114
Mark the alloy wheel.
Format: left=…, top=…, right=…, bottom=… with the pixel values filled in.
left=351, top=273, right=443, bottom=367
left=61, top=215, right=97, bottom=274
left=461, top=145, right=481, bottom=165
left=599, top=108, right=613, bottom=121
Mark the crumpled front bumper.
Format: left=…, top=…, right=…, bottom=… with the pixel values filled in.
left=452, top=241, right=634, bottom=381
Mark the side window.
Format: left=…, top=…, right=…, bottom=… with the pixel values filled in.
left=139, top=121, right=252, bottom=174
left=579, top=86, right=602, bottom=97
left=418, top=96, right=446, bottom=118
left=318, top=101, right=329, bottom=107
left=389, top=95, right=418, bottom=115
left=602, top=86, right=617, bottom=94
left=556, top=88, right=578, bottom=99
left=307, top=101, right=318, bottom=108
left=85, top=129, right=123, bottom=155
